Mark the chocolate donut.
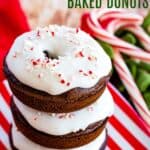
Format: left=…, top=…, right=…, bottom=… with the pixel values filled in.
left=4, top=25, right=113, bottom=150
left=4, top=25, right=112, bottom=113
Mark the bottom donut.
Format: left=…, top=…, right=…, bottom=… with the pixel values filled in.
left=11, top=99, right=107, bottom=149
left=10, top=123, right=107, bottom=150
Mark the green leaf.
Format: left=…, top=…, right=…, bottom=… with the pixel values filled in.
left=136, top=69, right=150, bottom=92
left=122, top=33, right=137, bottom=45
left=115, top=30, right=127, bottom=37
left=97, top=40, right=114, bottom=59
left=126, top=59, right=138, bottom=78
left=139, top=62, right=150, bottom=72
left=118, top=84, right=126, bottom=92
left=144, top=92, right=150, bottom=110
left=129, top=64, right=137, bottom=79
left=142, top=12, right=150, bottom=35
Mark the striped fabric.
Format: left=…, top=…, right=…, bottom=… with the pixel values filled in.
left=0, top=80, right=150, bottom=150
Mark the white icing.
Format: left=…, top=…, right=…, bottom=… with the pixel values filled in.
left=13, top=88, right=114, bottom=136
left=6, top=25, right=112, bottom=95
left=12, top=123, right=106, bottom=150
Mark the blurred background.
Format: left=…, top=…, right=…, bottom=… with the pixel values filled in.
left=20, top=0, right=149, bottom=28
left=20, top=0, right=85, bottom=28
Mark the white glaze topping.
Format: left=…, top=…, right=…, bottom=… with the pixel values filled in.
left=6, top=25, right=112, bottom=95
left=14, top=88, right=114, bottom=136
left=12, top=122, right=106, bottom=150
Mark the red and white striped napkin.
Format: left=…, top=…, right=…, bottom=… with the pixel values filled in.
left=0, top=80, right=149, bottom=150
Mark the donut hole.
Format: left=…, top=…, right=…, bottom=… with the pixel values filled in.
left=43, top=50, right=58, bottom=59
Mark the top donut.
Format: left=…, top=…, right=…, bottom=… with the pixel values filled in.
left=6, top=25, right=112, bottom=95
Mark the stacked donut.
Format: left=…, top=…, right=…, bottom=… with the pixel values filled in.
left=4, top=25, right=114, bottom=150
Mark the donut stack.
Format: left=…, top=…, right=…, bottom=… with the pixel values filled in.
left=4, top=25, right=114, bottom=150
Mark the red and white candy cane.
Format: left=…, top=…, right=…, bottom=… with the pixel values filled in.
left=113, top=51, right=150, bottom=130
left=81, top=9, right=150, bottom=128
left=84, top=9, right=150, bottom=61
left=122, top=25, right=150, bottom=51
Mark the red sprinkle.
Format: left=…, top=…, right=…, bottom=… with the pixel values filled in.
left=68, top=113, right=75, bottom=118
left=58, top=114, right=66, bottom=119
left=58, top=74, right=62, bottom=77
left=30, top=47, right=34, bottom=51
left=79, top=70, right=83, bottom=73
left=79, top=51, right=84, bottom=57
left=46, top=59, right=50, bottom=63
left=32, top=61, right=38, bottom=66
left=88, top=70, right=93, bottom=75
left=76, top=28, right=79, bottom=33
left=53, top=64, right=56, bottom=67
left=13, top=54, right=17, bottom=58
left=37, top=30, right=40, bottom=37
left=83, top=73, right=88, bottom=76
left=67, top=82, right=70, bottom=86
left=34, top=117, right=37, bottom=121
left=88, top=56, right=92, bottom=61
left=38, top=74, right=40, bottom=78
left=37, top=59, right=40, bottom=62
left=38, top=74, right=43, bottom=78
left=51, top=32, right=55, bottom=37
left=60, top=79, right=65, bottom=84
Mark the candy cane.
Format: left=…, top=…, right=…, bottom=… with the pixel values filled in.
left=106, top=19, right=150, bottom=52
left=114, top=51, right=150, bottom=120
left=81, top=9, right=150, bottom=127
left=122, top=25, right=150, bottom=52
left=87, top=10, right=150, bottom=61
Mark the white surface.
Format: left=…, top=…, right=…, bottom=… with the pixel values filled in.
left=12, top=122, right=106, bottom=150
left=14, top=88, right=114, bottom=135
left=6, top=25, right=112, bottom=95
